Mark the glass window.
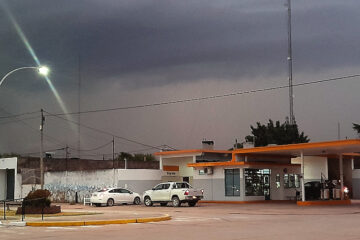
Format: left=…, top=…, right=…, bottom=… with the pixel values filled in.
left=162, top=184, right=170, bottom=189
left=245, top=169, right=264, bottom=196
left=276, top=174, right=281, bottom=188
left=354, top=158, right=360, bottom=169
left=284, top=174, right=300, bottom=188
left=174, top=182, right=189, bottom=189
left=225, top=169, right=240, bottom=196
left=109, top=189, right=116, bottom=193
left=120, top=189, right=131, bottom=193
left=153, top=184, right=163, bottom=190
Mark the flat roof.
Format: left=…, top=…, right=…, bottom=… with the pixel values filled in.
left=233, top=139, right=360, bottom=157
left=154, top=149, right=232, bottom=156
left=155, top=139, right=360, bottom=157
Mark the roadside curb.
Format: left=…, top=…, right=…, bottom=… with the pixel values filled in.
left=25, top=214, right=171, bottom=227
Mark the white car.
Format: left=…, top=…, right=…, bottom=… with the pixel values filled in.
left=143, top=182, right=204, bottom=207
left=90, top=188, right=141, bottom=207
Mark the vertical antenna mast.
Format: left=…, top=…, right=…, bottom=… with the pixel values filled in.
left=287, top=0, right=294, bottom=125
left=78, top=54, right=81, bottom=158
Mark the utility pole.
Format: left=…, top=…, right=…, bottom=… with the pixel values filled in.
left=78, top=54, right=82, bottom=159
left=112, top=136, right=115, bottom=168
left=65, top=145, right=69, bottom=171
left=287, top=0, right=295, bottom=125
left=40, top=109, right=45, bottom=189
left=112, top=136, right=116, bottom=187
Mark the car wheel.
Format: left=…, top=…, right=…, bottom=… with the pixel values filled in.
left=172, top=196, right=181, bottom=207
left=160, top=202, right=167, bottom=206
left=144, top=196, right=153, bottom=207
left=133, top=197, right=141, bottom=205
left=188, top=201, right=197, bottom=207
left=107, top=198, right=114, bottom=207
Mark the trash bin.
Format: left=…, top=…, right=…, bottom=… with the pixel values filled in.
left=323, top=189, right=330, bottom=200
left=333, top=189, right=341, bottom=199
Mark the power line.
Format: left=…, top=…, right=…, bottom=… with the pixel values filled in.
left=44, top=73, right=360, bottom=117
left=0, top=110, right=40, bottom=119
left=0, top=116, right=40, bottom=125
left=69, top=140, right=113, bottom=152
left=19, top=147, right=66, bottom=156
left=0, top=107, right=66, bottom=148
left=43, top=110, right=163, bottom=150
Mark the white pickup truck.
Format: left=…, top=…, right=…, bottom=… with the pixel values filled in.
left=143, top=182, right=204, bottom=207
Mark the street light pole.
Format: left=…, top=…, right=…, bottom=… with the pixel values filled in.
left=40, top=109, right=45, bottom=189
left=0, top=66, right=49, bottom=189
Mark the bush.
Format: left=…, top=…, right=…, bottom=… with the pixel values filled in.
left=23, top=189, right=51, bottom=208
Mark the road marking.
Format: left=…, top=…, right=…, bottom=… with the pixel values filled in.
left=81, top=225, right=102, bottom=228
left=46, top=227, right=78, bottom=230
left=172, top=217, right=222, bottom=222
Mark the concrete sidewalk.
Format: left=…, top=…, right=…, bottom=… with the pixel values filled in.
left=0, top=203, right=171, bottom=227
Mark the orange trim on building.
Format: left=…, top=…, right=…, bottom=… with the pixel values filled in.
left=162, top=165, right=179, bottom=171
left=232, top=139, right=360, bottom=154
left=155, top=139, right=360, bottom=157
left=187, top=161, right=299, bottom=168
left=297, top=200, right=351, bottom=206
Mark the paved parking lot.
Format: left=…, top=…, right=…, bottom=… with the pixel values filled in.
left=1, top=202, right=360, bottom=240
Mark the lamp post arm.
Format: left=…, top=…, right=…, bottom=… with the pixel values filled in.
left=0, top=66, right=39, bottom=88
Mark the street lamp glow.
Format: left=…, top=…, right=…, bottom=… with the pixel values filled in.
left=38, top=66, right=49, bottom=76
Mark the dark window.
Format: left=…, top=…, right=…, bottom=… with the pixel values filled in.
left=245, top=169, right=264, bottom=196
left=225, top=169, right=240, bottom=196
left=174, top=183, right=189, bottom=189
left=109, top=189, right=116, bottom=193
left=120, top=189, right=131, bottom=193
left=162, top=184, right=170, bottom=189
left=354, top=158, right=360, bottom=169
left=284, top=174, right=300, bottom=188
left=154, top=184, right=163, bottom=190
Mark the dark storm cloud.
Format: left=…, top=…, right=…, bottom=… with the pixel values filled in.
left=1, top=0, right=360, bottom=155
left=2, top=0, right=359, bottom=90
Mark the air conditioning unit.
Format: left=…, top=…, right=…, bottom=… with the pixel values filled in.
left=204, top=167, right=213, bottom=175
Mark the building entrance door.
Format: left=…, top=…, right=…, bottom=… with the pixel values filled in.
left=263, top=170, right=271, bottom=200
left=6, top=169, right=15, bottom=200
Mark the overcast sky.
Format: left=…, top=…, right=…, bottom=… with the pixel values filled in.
left=0, top=0, right=359, bottom=158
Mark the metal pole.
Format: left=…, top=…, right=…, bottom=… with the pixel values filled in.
left=112, top=136, right=115, bottom=168
left=112, top=136, right=115, bottom=187
left=339, top=154, right=344, bottom=200
left=287, top=0, right=294, bottom=125
left=78, top=54, right=81, bottom=159
left=3, top=201, right=5, bottom=220
left=301, top=151, right=305, bottom=201
left=40, top=109, right=45, bottom=189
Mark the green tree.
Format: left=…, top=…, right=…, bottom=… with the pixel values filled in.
left=353, top=123, right=360, bottom=136
left=245, top=119, right=309, bottom=147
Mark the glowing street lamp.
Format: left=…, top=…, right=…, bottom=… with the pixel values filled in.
left=38, top=66, right=49, bottom=76
left=0, top=66, right=50, bottom=88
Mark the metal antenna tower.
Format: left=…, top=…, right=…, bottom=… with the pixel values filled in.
left=287, top=0, right=295, bottom=124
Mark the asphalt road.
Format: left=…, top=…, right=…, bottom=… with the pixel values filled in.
left=1, top=202, right=360, bottom=240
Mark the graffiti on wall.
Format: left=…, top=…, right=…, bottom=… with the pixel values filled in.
left=44, top=183, right=107, bottom=203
